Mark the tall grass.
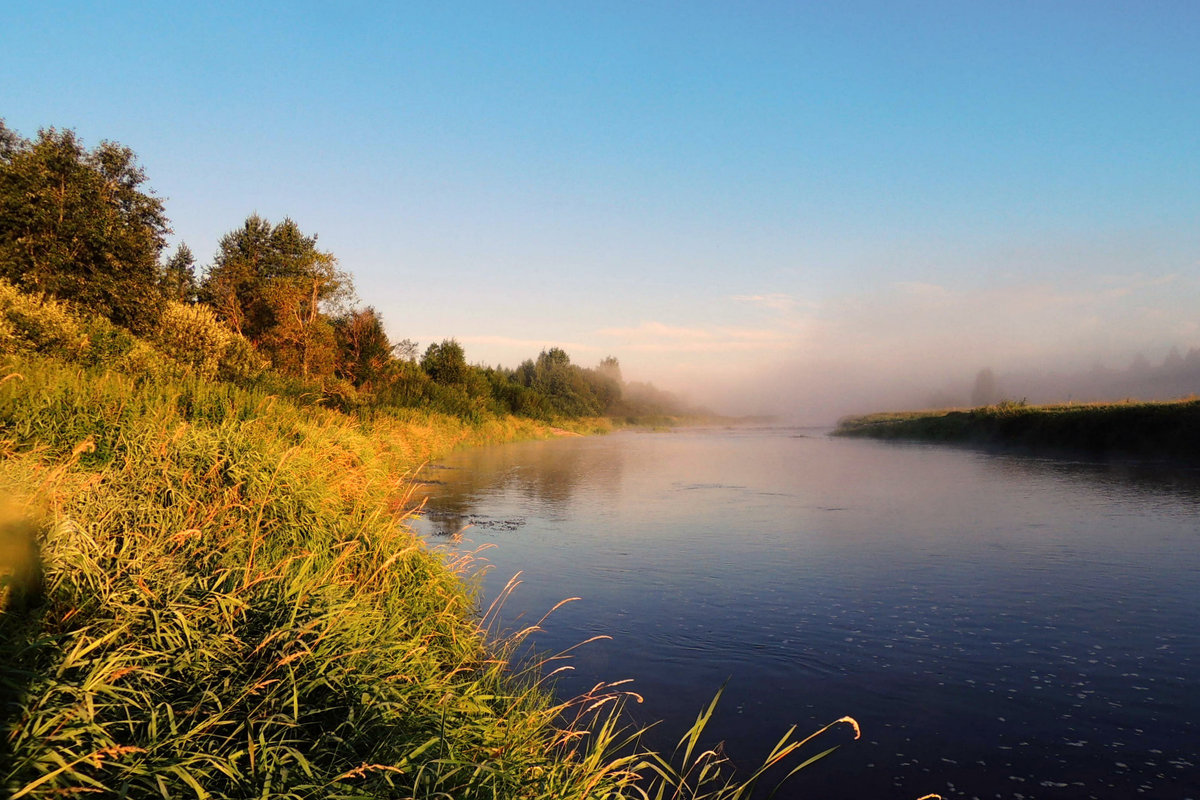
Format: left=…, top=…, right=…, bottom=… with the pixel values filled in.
left=1, top=352, right=880, bottom=798
left=0, top=353, right=593, bottom=796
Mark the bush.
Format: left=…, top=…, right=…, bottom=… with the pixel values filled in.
left=155, top=302, right=231, bottom=379
left=321, top=376, right=363, bottom=411
left=116, top=340, right=180, bottom=381
left=155, top=301, right=267, bottom=382
left=79, top=315, right=136, bottom=366
left=218, top=334, right=268, bottom=382
left=0, top=279, right=88, bottom=358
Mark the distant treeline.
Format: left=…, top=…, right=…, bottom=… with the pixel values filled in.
left=957, top=351, right=1200, bottom=411
left=0, top=120, right=692, bottom=422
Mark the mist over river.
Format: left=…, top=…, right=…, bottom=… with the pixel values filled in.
left=411, top=428, right=1199, bottom=800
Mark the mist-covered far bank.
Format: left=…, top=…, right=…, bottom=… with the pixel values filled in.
left=644, top=273, right=1200, bottom=426
left=678, top=347, right=1200, bottom=428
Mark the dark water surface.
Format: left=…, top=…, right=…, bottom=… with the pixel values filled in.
left=410, top=428, right=1199, bottom=800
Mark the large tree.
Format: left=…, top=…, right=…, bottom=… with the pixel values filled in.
left=200, top=215, right=352, bottom=377
left=0, top=121, right=170, bottom=333
left=160, top=242, right=197, bottom=303
left=514, top=348, right=604, bottom=416
left=333, top=306, right=394, bottom=388
left=198, top=214, right=276, bottom=337
left=420, top=339, right=469, bottom=385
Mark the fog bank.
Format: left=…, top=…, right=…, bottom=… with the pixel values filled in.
left=650, top=272, right=1200, bottom=424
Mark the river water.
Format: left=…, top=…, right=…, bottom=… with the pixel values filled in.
left=410, top=427, right=1199, bottom=800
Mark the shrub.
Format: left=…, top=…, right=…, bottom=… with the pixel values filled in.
left=155, top=301, right=231, bottom=378
left=321, top=376, right=363, bottom=411
left=0, top=279, right=88, bottom=358
left=218, top=334, right=268, bottom=383
left=79, top=315, right=136, bottom=366
left=116, top=339, right=180, bottom=381
left=154, top=301, right=267, bottom=382
left=220, top=331, right=270, bottom=381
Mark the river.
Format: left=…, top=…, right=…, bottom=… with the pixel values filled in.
left=410, top=427, right=1199, bottom=800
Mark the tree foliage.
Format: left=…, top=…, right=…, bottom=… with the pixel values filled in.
left=505, top=348, right=631, bottom=417
left=0, top=121, right=170, bottom=333
left=200, top=215, right=352, bottom=378
left=421, top=339, right=469, bottom=386
left=155, top=301, right=265, bottom=381
left=160, top=243, right=197, bottom=303
left=0, top=118, right=695, bottom=424
left=334, top=307, right=394, bottom=388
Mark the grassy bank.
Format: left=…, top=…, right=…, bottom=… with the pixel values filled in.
left=0, top=352, right=633, bottom=798
left=834, top=398, right=1200, bottom=459
left=0, top=352, right=866, bottom=798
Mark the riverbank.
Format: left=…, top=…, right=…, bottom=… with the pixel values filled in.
left=1, top=351, right=855, bottom=798
left=834, top=398, right=1200, bottom=460
left=0, top=351, right=641, bottom=797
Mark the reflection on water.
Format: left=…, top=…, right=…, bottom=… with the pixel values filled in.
left=411, top=428, right=1200, bottom=800
left=416, top=435, right=625, bottom=537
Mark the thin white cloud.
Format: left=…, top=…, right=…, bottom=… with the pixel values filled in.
left=1097, top=272, right=1180, bottom=288
left=597, top=321, right=719, bottom=341
left=596, top=320, right=796, bottom=354
left=731, top=293, right=803, bottom=313
left=893, top=281, right=955, bottom=306
left=457, top=334, right=601, bottom=353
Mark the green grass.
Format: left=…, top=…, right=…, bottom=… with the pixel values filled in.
left=834, top=398, right=1200, bottom=459
left=0, top=354, right=590, bottom=797
left=0, top=353, right=872, bottom=799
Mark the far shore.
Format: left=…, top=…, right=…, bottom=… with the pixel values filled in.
left=833, top=397, right=1200, bottom=461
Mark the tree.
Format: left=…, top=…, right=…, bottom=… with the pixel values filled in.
left=596, top=355, right=622, bottom=384
left=199, top=214, right=273, bottom=336
left=584, top=357, right=623, bottom=413
left=514, top=348, right=603, bottom=417
left=393, top=338, right=419, bottom=362
left=0, top=121, right=170, bottom=333
left=0, top=123, right=21, bottom=159
left=200, top=215, right=352, bottom=378
left=161, top=243, right=197, bottom=303
left=970, top=368, right=999, bottom=407
left=333, top=307, right=394, bottom=388
left=258, top=278, right=339, bottom=378
left=421, top=339, right=468, bottom=385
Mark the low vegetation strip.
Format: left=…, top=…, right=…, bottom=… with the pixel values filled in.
left=834, top=399, right=1200, bottom=459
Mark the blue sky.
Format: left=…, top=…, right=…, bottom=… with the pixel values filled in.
left=4, top=2, right=1198, bottom=417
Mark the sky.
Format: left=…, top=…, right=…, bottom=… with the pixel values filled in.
left=3, top=1, right=1198, bottom=420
